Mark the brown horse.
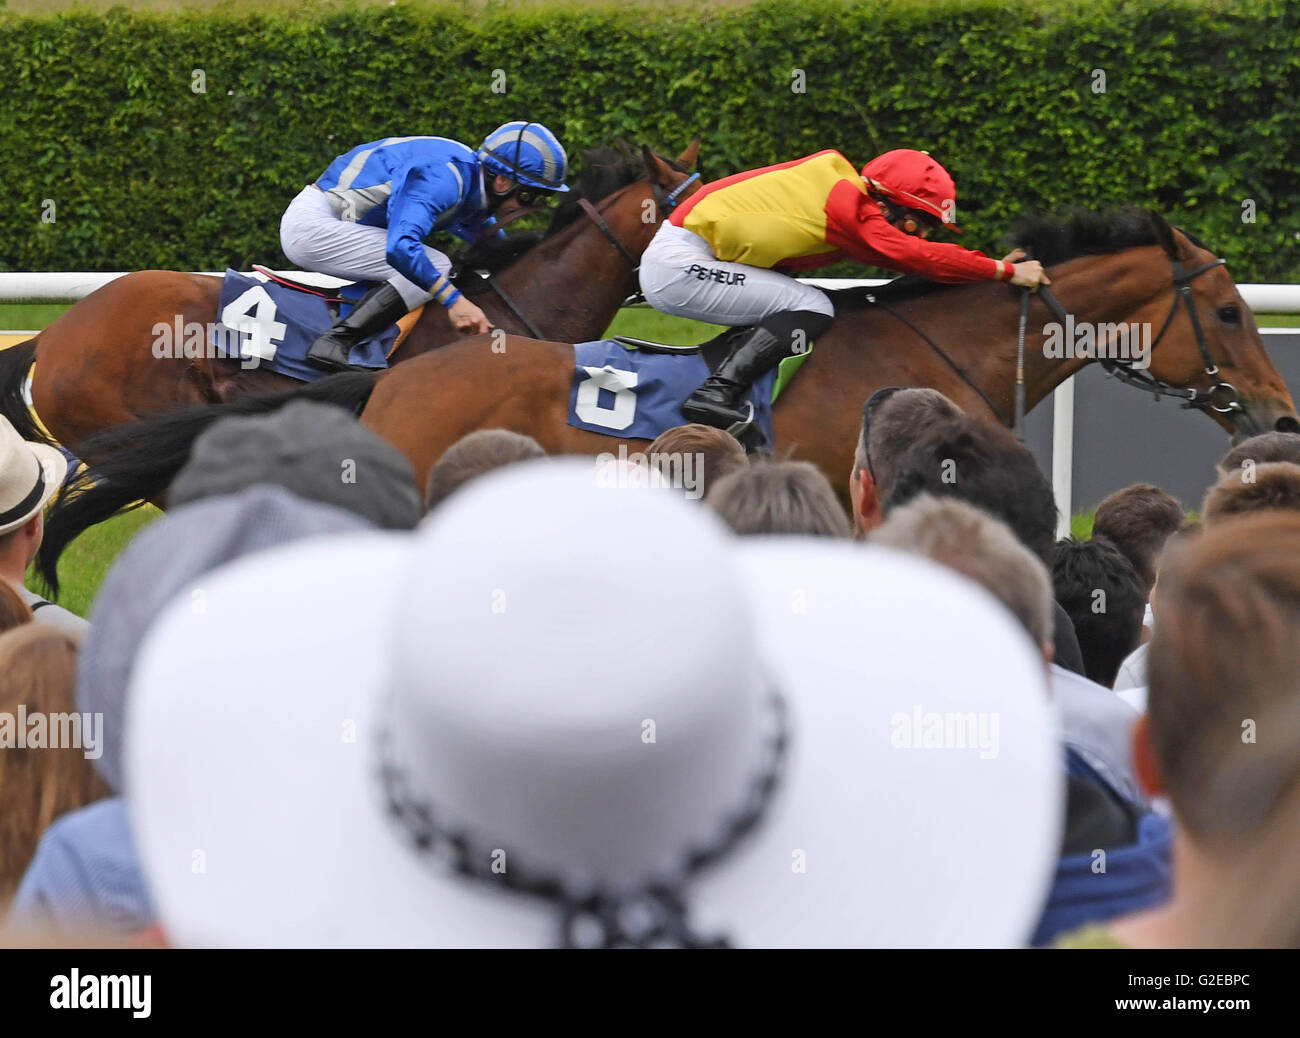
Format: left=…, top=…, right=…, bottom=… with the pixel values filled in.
left=35, top=209, right=1300, bottom=589
left=0, top=142, right=699, bottom=451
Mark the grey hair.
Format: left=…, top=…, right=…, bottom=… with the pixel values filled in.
left=1217, top=431, right=1300, bottom=476
left=870, top=493, right=1054, bottom=648
left=707, top=460, right=851, bottom=538
left=855, top=388, right=963, bottom=497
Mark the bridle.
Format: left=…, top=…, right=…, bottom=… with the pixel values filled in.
left=477, top=165, right=700, bottom=337
left=1035, top=253, right=1240, bottom=417
left=579, top=168, right=700, bottom=284
left=868, top=245, right=1241, bottom=430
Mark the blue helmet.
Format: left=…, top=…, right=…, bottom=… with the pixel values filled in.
left=478, top=121, right=570, bottom=193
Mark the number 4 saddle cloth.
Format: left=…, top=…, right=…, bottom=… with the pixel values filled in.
left=211, top=269, right=404, bottom=382
left=566, top=337, right=811, bottom=444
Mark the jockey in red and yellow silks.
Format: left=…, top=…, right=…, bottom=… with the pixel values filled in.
left=638, top=148, right=1050, bottom=431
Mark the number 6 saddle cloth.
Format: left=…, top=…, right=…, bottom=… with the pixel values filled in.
left=566, top=337, right=811, bottom=444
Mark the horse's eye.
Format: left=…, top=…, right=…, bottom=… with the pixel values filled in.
left=1217, top=305, right=1241, bottom=325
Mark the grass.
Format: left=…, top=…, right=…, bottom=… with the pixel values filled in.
left=0, top=298, right=1277, bottom=612
left=32, top=507, right=162, bottom=619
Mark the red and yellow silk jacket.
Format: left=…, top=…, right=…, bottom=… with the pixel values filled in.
left=668, top=150, right=1014, bottom=282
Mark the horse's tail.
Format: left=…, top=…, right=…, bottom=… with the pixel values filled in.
left=36, top=370, right=380, bottom=594
left=0, top=339, right=54, bottom=446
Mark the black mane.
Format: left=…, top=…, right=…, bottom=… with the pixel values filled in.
left=544, top=145, right=646, bottom=237
left=1009, top=206, right=1160, bottom=265
left=835, top=207, right=1209, bottom=308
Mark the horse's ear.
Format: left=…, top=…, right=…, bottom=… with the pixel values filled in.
left=641, top=144, right=674, bottom=188
left=675, top=137, right=701, bottom=172
left=1149, top=211, right=1185, bottom=259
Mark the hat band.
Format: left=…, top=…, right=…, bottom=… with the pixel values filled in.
left=0, top=463, right=47, bottom=527
left=376, top=689, right=790, bottom=948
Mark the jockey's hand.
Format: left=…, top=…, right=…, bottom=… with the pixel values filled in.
left=448, top=297, right=494, bottom=335
left=1010, top=260, right=1051, bottom=290
left=1002, top=248, right=1027, bottom=263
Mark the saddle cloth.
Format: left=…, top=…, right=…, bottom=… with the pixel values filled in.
left=566, top=338, right=810, bottom=443
left=211, top=270, right=416, bottom=383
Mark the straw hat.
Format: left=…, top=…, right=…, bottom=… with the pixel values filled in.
left=0, top=417, right=67, bottom=537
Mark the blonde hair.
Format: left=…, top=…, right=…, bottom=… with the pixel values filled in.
left=871, top=495, right=1053, bottom=649
left=1147, top=510, right=1300, bottom=945
left=0, top=625, right=108, bottom=906
left=0, top=581, right=33, bottom=635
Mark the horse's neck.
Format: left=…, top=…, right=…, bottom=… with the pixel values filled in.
left=803, top=250, right=1170, bottom=427
left=482, top=185, right=653, bottom=341
left=1018, top=249, right=1170, bottom=411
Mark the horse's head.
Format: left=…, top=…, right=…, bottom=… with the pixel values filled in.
left=1143, top=213, right=1299, bottom=440
left=626, top=139, right=701, bottom=246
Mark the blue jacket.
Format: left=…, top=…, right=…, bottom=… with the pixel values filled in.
left=316, top=136, right=504, bottom=307
left=1031, top=750, right=1172, bottom=946
left=8, top=798, right=154, bottom=937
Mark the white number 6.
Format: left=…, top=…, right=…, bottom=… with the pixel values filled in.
left=575, top=365, right=639, bottom=430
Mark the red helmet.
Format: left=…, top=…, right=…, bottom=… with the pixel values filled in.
left=861, top=149, right=962, bottom=233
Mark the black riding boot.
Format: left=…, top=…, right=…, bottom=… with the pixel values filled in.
left=680, top=309, right=832, bottom=430
left=305, top=282, right=409, bottom=373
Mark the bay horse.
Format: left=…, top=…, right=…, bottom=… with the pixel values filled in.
left=0, top=141, right=699, bottom=451
left=35, top=209, right=1300, bottom=591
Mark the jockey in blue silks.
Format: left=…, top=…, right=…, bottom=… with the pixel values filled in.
left=280, top=122, right=570, bottom=372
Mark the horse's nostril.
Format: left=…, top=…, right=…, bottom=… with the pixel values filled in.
left=1276, top=415, right=1300, bottom=434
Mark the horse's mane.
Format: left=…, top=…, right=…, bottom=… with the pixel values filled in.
left=835, top=207, right=1207, bottom=309
left=453, top=145, right=648, bottom=274
left=544, top=145, right=647, bottom=237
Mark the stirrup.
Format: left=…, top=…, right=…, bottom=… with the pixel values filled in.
left=725, top=401, right=756, bottom=438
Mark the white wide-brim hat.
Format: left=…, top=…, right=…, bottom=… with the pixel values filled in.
left=0, top=416, right=67, bottom=536
left=127, top=459, right=1062, bottom=948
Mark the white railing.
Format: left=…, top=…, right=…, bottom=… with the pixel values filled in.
left=4, top=271, right=1300, bottom=311
left=3, top=271, right=1297, bottom=535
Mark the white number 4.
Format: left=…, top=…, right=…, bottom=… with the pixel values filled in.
left=221, top=285, right=287, bottom=361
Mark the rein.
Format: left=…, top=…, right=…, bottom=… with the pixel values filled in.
left=1035, top=255, right=1239, bottom=416
left=481, top=169, right=701, bottom=336
left=867, top=248, right=1238, bottom=429
left=863, top=295, right=1008, bottom=423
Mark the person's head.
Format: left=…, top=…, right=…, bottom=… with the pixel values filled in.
left=1050, top=538, right=1145, bottom=687
left=424, top=430, right=546, bottom=512
left=77, top=485, right=370, bottom=795
left=871, top=495, right=1054, bottom=662
left=0, top=625, right=108, bottom=904
left=169, top=400, right=422, bottom=529
left=477, top=121, right=570, bottom=207
left=646, top=424, right=749, bottom=502
left=1091, top=483, right=1185, bottom=597
left=1202, top=461, right=1300, bottom=525
left=1216, top=430, right=1300, bottom=477
left=708, top=460, right=851, bottom=538
left=0, top=580, right=34, bottom=635
left=884, top=413, right=1058, bottom=564
left=1139, top=511, right=1300, bottom=945
left=861, top=148, right=962, bottom=237
left=1149, top=521, right=1202, bottom=624
left=850, top=387, right=962, bottom=535
left=0, top=418, right=68, bottom=581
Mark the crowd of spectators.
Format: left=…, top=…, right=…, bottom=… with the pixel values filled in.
left=1, top=387, right=1298, bottom=948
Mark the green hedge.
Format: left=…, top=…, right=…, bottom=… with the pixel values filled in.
left=2, top=0, right=1299, bottom=280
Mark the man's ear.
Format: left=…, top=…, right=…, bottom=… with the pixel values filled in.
left=856, top=469, right=882, bottom=534
left=1131, top=712, right=1166, bottom=798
